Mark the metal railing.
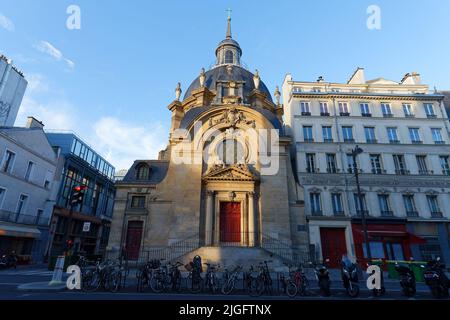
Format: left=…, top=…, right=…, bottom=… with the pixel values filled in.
left=261, top=233, right=308, bottom=265
left=0, top=209, right=50, bottom=226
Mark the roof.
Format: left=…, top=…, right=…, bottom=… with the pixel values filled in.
left=120, top=160, right=169, bottom=184
left=183, top=65, right=273, bottom=103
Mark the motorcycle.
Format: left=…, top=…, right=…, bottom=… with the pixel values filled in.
left=341, top=258, right=359, bottom=297
left=0, top=254, right=17, bottom=269
left=423, top=257, right=449, bottom=299
left=395, top=262, right=416, bottom=297
left=314, top=258, right=331, bottom=296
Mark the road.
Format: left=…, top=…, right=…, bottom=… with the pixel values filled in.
left=0, top=264, right=447, bottom=300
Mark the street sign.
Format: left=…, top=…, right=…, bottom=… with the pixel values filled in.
left=82, top=222, right=91, bottom=232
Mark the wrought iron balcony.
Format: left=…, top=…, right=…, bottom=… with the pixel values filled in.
left=323, top=138, right=334, bottom=143
left=381, top=210, right=394, bottom=217
left=303, top=138, right=314, bottom=143
left=326, top=167, right=339, bottom=173
left=366, top=139, right=378, bottom=144
left=395, top=169, right=410, bottom=175
left=406, top=211, right=419, bottom=217
left=434, top=141, right=445, bottom=145
left=431, top=211, right=443, bottom=218
left=361, top=113, right=372, bottom=117
left=301, top=111, right=311, bottom=116
left=389, top=140, right=400, bottom=144
left=344, top=138, right=355, bottom=143
left=405, top=114, right=415, bottom=118
left=311, top=210, right=323, bottom=216
left=412, top=140, right=423, bottom=144
left=333, top=210, right=345, bottom=216
left=371, top=168, right=386, bottom=174
left=383, top=113, right=394, bottom=118
left=320, top=112, right=330, bottom=116
left=426, top=114, right=437, bottom=119
left=355, top=210, right=370, bottom=217
left=418, top=170, right=433, bottom=175
left=340, top=112, right=350, bottom=116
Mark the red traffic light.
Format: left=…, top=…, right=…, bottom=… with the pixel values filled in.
left=73, top=185, right=87, bottom=192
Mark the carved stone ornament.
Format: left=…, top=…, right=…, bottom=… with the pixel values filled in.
left=210, top=107, right=256, bottom=128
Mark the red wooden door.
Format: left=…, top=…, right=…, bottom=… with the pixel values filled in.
left=125, top=221, right=143, bottom=260
left=220, top=202, right=241, bottom=242
left=320, top=228, right=347, bottom=268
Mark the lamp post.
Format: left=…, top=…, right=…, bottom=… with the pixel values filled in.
left=352, top=145, right=372, bottom=261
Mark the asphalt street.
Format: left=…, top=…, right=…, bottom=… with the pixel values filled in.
left=0, top=264, right=448, bottom=300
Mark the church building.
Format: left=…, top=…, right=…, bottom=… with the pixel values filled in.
left=107, top=17, right=309, bottom=267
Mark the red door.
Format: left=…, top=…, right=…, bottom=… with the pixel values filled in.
left=125, top=221, right=143, bottom=260
left=320, top=228, right=347, bottom=268
left=220, top=202, right=241, bottom=242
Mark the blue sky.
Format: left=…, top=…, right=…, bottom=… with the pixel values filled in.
left=1, top=0, right=449, bottom=170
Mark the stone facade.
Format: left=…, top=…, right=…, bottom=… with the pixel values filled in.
left=108, top=19, right=308, bottom=267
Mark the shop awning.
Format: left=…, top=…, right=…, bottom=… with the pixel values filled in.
left=0, top=224, right=41, bottom=238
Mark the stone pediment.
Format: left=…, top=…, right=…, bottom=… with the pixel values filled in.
left=202, top=163, right=258, bottom=182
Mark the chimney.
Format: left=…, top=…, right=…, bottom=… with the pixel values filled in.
left=401, top=72, right=421, bottom=85
left=26, top=116, right=44, bottom=129
left=347, top=67, right=365, bottom=84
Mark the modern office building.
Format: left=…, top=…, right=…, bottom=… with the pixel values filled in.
left=45, top=132, right=115, bottom=257
left=283, top=68, right=450, bottom=267
left=0, top=117, right=58, bottom=263
left=0, top=55, right=27, bottom=126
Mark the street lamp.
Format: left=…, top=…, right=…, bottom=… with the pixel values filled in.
left=351, top=145, right=372, bottom=261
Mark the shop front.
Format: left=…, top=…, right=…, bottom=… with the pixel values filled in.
left=351, top=218, right=425, bottom=267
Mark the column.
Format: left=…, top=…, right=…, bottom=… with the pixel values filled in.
left=205, top=191, right=214, bottom=246
left=248, top=192, right=256, bottom=247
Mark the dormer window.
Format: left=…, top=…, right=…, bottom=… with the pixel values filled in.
left=136, top=163, right=150, bottom=180
left=225, top=50, right=234, bottom=64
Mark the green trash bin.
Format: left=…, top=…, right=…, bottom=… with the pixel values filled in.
left=386, top=260, right=400, bottom=279
left=409, top=261, right=427, bottom=282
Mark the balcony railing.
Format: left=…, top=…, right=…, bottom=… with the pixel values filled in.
left=320, top=112, right=330, bottom=116
left=0, top=210, right=50, bottom=226
left=381, top=210, right=394, bottom=217
left=389, top=140, right=400, bottom=144
left=340, top=112, right=350, bottom=116
left=406, top=211, right=419, bottom=217
left=371, top=169, right=386, bottom=174
left=395, top=169, right=410, bottom=175
left=361, top=113, right=372, bottom=117
left=323, top=138, right=334, bottom=143
left=426, top=114, right=437, bottom=119
left=412, top=140, right=423, bottom=144
left=383, top=113, right=394, bottom=118
left=434, top=141, right=445, bottom=145
left=311, top=210, right=323, bottom=216
left=418, top=170, right=433, bottom=175
left=405, top=114, right=415, bottom=118
left=326, top=167, right=339, bottom=173
left=306, top=168, right=320, bottom=173
left=431, top=211, right=443, bottom=218
left=333, top=210, right=345, bottom=216
left=355, top=210, right=370, bottom=217
left=344, top=138, right=355, bottom=143
left=301, top=112, right=311, bottom=116
left=366, top=139, right=378, bottom=144
left=303, top=138, right=314, bottom=143
left=443, top=169, right=450, bottom=176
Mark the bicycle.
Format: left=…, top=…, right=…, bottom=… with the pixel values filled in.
left=203, top=263, right=220, bottom=294
left=108, top=260, right=129, bottom=293
left=244, top=265, right=260, bottom=297
left=279, top=267, right=297, bottom=298
left=186, top=262, right=204, bottom=293
left=81, top=259, right=116, bottom=292
left=291, top=263, right=309, bottom=296
left=136, top=259, right=160, bottom=292
left=254, top=260, right=273, bottom=297
left=221, top=265, right=242, bottom=295
left=150, top=261, right=184, bottom=293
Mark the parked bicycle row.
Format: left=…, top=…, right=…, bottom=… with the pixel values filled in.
left=75, top=255, right=449, bottom=299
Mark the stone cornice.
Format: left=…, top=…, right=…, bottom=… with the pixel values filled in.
left=291, top=92, right=444, bottom=101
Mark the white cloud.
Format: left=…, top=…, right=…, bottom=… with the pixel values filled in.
left=26, top=73, right=49, bottom=93
left=34, top=40, right=75, bottom=69
left=0, top=13, right=14, bottom=31
left=91, top=117, right=167, bottom=170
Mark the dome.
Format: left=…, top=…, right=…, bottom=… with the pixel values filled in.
left=183, top=65, right=273, bottom=103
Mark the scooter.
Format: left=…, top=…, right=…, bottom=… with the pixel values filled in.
left=395, top=262, right=416, bottom=297
left=314, top=258, right=331, bottom=296
left=423, top=257, right=449, bottom=299
left=341, top=259, right=359, bottom=297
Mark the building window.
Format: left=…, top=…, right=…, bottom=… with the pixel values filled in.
left=1, top=150, right=16, bottom=173
left=16, top=194, right=28, bottom=215
left=370, top=154, right=383, bottom=174
left=225, top=50, right=234, bottom=64
left=319, top=102, right=329, bottom=116
left=322, top=126, right=333, bottom=142
left=25, top=161, right=34, bottom=181
left=326, top=154, right=337, bottom=173
left=364, top=127, right=377, bottom=143
left=306, top=153, right=316, bottom=173
left=431, top=128, right=444, bottom=144
left=378, top=194, right=393, bottom=216
left=303, top=126, right=314, bottom=142
left=426, top=195, right=441, bottom=217
left=360, top=103, right=371, bottom=116
left=403, top=195, right=417, bottom=217
left=393, top=154, right=408, bottom=175
left=387, top=127, right=399, bottom=144
left=416, top=155, right=430, bottom=175
left=424, top=103, right=436, bottom=118
left=381, top=103, right=393, bottom=117
left=403, top=103, right=414, bottom=117
left=440, top=156, right=450, bottom=175
left=136, top=163, right=150, bottom=180
left=36, top=209, right=44, bottom=224
left=342, top=126, right=354, bottom=142
left=310, top=193, right=322, bottom=215
left=331, top=193, right=344, bottom=215
left=338, top=102, right=350, bottom=116
left=44, top=170, right=53, bottom=189
left=409, top=128, right=422, bottom=144
left=300, top=102, right=311, bottom=115
left=354, top=193, right=368, bottom=215
left=346, top=153, right=356, bottom=173
left=0, top=187, right=6, bottom=209
left=131, top=196, right=146, bottom=209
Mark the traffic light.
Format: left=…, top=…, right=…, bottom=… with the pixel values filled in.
left=66, top=239, right=73, bottom=249
left=70, top=185, right=87, bottom=206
